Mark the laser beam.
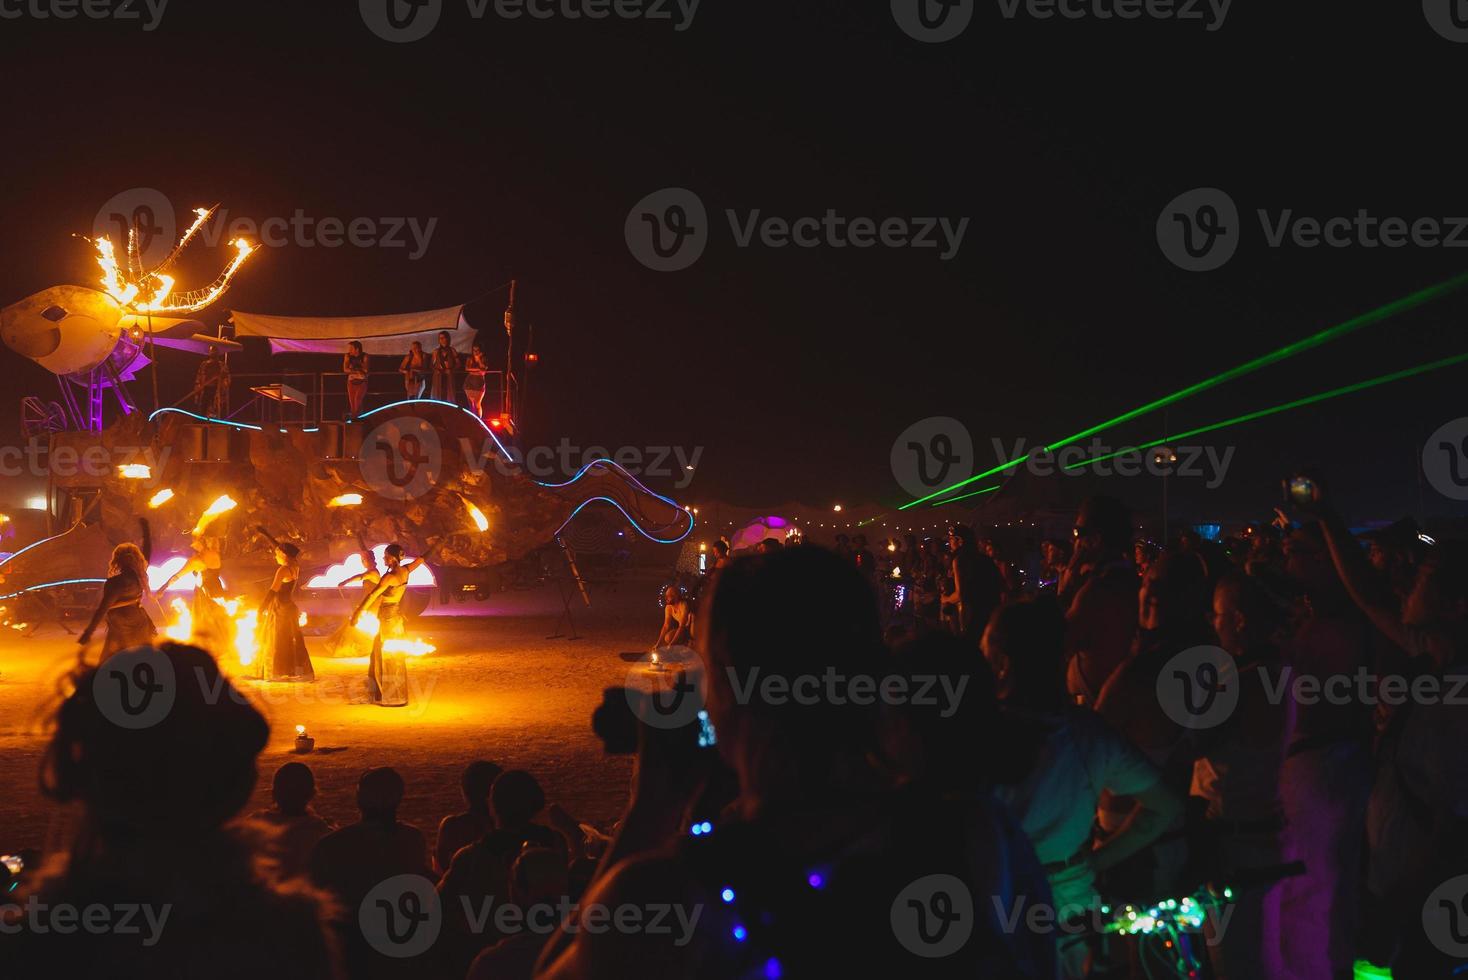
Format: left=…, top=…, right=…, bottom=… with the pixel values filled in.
left=898, top=271, right=1468, bottom=509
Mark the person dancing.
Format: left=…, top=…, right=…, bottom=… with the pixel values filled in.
left=78, top=519, right=158, bottom=661
left=351, top=540, right=440, bottom=706
left=343, top=341, right=370, bottom=419
left=463, top=342, right=489, bottom=418
left=324, top=540, right=381, bottom=658
left=254, top=527, right=314, bottom=682
left=159, top=531, right=233, bottom=653
left=400, top=340, right=429, bottom=398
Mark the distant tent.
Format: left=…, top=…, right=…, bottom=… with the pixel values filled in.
left=230, top=306, right=473, bottom=356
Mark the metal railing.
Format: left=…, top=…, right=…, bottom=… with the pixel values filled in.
left=176, top=370, right=516, bottom=426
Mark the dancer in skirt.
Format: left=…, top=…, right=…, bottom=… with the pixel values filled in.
left=77, top=519, right=158, bottom=662
left=324, top=541, right=381, bottom=658
left=351, top=540, right=440, bottom=707
left=255, top=527, right=314, bottom=682
left=159, top=531, right=233, bottom=654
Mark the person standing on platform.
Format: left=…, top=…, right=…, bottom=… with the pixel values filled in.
left=430, top=330, right=460, bottom=403
left=400, top=340, right=429, bottom=398
left=463, top=342, right=490, bottom=418
left=342, top=340, right=369, bottom=419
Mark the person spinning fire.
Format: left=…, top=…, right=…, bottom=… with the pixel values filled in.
left=77, top=519, right=159, bottom=661
left=352, top=539, right=442, bottom=707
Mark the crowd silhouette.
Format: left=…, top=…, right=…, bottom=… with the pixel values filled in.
left=5, top=480, right=1468, bottom=979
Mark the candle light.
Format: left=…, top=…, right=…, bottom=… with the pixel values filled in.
left=294, top=724, right=314, bottom=753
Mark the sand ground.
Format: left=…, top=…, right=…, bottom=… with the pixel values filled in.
left=0, top=571, right=671, bottom=857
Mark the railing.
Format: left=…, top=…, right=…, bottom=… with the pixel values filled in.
left=175, top=370, right=516, bottom=427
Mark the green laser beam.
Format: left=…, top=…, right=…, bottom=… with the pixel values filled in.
left=897, top=271, right=1468, bottom=510
left=921, top=484, right=1002, bottom=508
left=1060, top=350, right=1468, bottom=470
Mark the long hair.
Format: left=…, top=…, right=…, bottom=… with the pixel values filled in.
left=110, top=543, right=149, bottom=594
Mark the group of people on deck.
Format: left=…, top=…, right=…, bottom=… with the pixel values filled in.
left=78, top=520, right=438, bottom=709
left=343, top=329, right=493, bottom=420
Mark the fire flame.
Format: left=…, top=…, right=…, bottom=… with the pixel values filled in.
left=89, top=208, right=256, bottom=315
left=328, top=493, right=363, bottom=507
left=148, top=488, right=175, bottom=508
left=192, top=494, right=237, bottom=534
left=164, top=597, right=192, bottom=642
left=118, top=464, right=151, bottom=479
left=383, top=638, right=435, bottom=657
left=465, top=500, right=489, bottom=532
left=354, top=612, right=381, bottom=637
left=235, top=607, right=259, bottom=667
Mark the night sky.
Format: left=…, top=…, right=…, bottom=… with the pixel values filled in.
left=3, top=1, right=1467, bottom=526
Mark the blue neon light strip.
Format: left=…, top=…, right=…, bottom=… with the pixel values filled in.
left=554, top=497, right=695, bottom=545
left=0, top=529, right=69, bottom=569
left=0, top=577, right=106, bottom=601
left=148, top=408, right=262, bottom=431
left=356, top=399, right=517, bottom=460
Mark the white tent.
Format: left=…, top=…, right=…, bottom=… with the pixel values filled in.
left=230, top=306, right=474, bottom=355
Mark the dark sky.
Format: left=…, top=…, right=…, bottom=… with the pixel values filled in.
left=3, top=1, right=1468, bottom=526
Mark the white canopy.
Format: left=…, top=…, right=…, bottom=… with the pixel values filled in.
left=230, top=306, right=474, bottom=355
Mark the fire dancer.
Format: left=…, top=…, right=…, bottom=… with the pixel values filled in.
left=77, top=519, right=158, bottom=661
left=352, top=540, right=441, bottom=706
left=430, top=330, right=460, bottom=403
left=159, top=531, right=232, bottom=653
left=463, top=341, right=490, bottom=418
left=324, top=542, right=381, bottom=658
left=254, top=527, right=314, bottom=682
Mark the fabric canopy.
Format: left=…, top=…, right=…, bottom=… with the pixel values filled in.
left=230, top=306, right=474, bottom=356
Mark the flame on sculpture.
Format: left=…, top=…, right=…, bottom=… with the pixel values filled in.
left=88, top=206, right=256, bottom=315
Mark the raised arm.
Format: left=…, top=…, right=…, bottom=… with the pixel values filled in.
left=1317, top=507, right=1408, bottom=650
